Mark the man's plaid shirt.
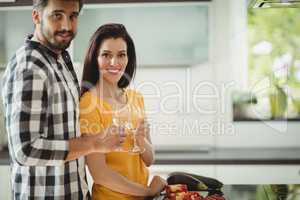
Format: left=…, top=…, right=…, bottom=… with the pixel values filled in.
left=2, top=35, right=90, bottom=199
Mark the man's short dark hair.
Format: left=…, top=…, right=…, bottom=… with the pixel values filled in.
left=33, top=0, right=84, bottom=11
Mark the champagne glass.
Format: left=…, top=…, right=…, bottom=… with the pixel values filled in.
left=111, top=109, right=128, bottom=152
left=127, top=105, right=145, bottom=154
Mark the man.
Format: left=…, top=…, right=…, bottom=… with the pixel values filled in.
left=2, top=0, right=125, bottom=199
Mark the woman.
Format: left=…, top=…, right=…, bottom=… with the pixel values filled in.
left=79, top=23, right=166, bottom=200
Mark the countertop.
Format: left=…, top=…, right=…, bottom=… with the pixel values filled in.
left=1, top=147, right=300, bottom=165
left=154, top=147, right=300, bottom=165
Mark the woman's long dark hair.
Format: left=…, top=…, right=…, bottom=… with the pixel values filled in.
left=80, top=23, right=137, bottom=96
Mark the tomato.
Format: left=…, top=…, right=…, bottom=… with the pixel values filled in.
left=183, top=192, right=204, bottom=200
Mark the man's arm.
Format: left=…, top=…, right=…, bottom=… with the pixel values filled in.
left=66, top=128, right=124, bottom=162
left=6, top=66, right=69, bottom=166
left=66, top=135, right=95, bottom=162
left=6, top=67, right=124, bottom=166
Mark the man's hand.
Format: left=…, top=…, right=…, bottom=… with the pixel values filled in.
left=92, top=125, right=126, bottom=153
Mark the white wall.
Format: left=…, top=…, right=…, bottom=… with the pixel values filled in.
left=4, top=10, right=33, bottom=61
left=2, top=0, right=296, bottom=149
left=128, top=1, right=228, bottom=148
left=0, top=166, right=11, bottom=199
left=0, top=13, right=5, bottom=66
left=133, top=64, right=216, bottom=147
left=72, top=0, right=300, bottom=149
left=133, top=0, right=300, bottom=148
left=3, top=0, right=297, bottom=150
left=131, top=0, right=243, bottom=148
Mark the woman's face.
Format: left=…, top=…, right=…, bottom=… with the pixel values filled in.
left=97, top=37, right=128, bottom=86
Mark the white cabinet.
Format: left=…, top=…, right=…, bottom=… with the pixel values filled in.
left=216, top=122, right=300, bottom=148
left=73, top=3, right=209, bottom=66
left=215, top=165, right=300, bottom=184
left=0, top=166, right=11, bottom=199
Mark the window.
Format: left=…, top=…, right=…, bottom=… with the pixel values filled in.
left=233, top=8, right=300, bottom=121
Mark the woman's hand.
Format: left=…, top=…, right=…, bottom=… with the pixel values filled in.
left=148, top=176, right=167, bottom=196
left=134, top=119, right=154, bottom=166
left=92, top=125, right=126, bottom=153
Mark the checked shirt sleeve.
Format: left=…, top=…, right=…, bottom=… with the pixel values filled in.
left=8, top=66, right=69, bottom=166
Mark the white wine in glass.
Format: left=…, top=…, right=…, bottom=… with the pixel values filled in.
left=111, top=109, right=128, bottom=152
left=127, top=105, right=145, bottom=154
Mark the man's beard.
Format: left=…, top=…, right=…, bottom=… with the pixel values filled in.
left=41, top=22, right=75, bottom=51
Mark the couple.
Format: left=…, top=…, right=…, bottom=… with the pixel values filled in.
left=1, top=0, right=166, bottom=199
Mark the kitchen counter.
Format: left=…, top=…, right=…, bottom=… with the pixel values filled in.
left=154, top=148, right=300, bottom=165
left=1, top=148, right=300, bottom=165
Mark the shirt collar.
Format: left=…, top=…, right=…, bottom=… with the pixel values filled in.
left=25, top=34, right=67, bottom=60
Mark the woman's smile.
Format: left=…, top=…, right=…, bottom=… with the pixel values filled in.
left=105, top=68, right=122, bottom=75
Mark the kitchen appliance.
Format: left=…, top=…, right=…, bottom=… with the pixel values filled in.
left=249, top=0, right=300, bottom=8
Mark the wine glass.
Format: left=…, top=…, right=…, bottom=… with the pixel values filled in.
left=111, top=109, right=128, bottom=152
left=127, top=105, right=145, bottom=154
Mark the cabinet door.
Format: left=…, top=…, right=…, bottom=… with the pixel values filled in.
left=216, top=165, right=300, bottom=184
left=0, top=166, right=11, bottom=199
left=73, top=3, right=209, bottom=66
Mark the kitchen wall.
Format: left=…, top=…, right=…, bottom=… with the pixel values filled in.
left=72, top=2, right=216, bottom=148
left=77, top=0, right=300, bottom=148
left=3, top=10, right=33, bottom=62
left=0, top=71, right=6, bottom=150
left=0, top=9, right=33, bottom=150
left=0, top=0, right=299, bottom=150
left=0, top=13, right=6, bottom=149
left=133, top=0, right=300, bottom=148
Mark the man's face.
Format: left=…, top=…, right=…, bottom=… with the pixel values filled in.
left=37, top=0, right=80, bottom=51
